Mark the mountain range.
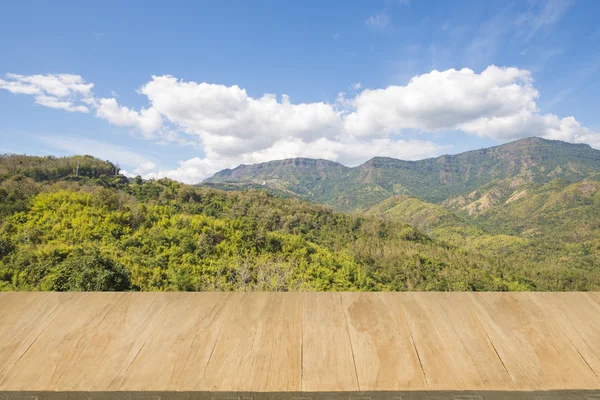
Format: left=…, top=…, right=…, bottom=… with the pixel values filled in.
left=204, top=137, right=600, bottom=210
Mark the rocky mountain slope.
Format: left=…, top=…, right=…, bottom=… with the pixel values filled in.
left=204, top=137, right=600, bottom=210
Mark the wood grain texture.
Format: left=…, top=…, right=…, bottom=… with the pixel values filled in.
left=525, top=292, right=600, bottom=382
left=0, top=293, right=68, bottom=384
left=302, top=292, right=359, bottom=391
left=116, top=293, right=230, bottom=391
left=400, top=293, right=513, bottom=390
left=340, top=292, right=426, bottom=390
left=198, top=292, right=303, bottom=391
left=0, top=292, right=599, bottom=392
left=471, top=292, right=600, bottom=390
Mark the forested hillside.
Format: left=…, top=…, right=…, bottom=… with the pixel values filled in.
left=1, top=151, right=599, bottom=292
left=365, top=190, right=600, bottom=289
left=0, top=154, right=539, bottom=292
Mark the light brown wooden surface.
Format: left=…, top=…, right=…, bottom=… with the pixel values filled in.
left=0, top=292, right=599, bottom=392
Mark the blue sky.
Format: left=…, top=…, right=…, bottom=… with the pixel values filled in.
left=1, top=0, right=599, bottom=182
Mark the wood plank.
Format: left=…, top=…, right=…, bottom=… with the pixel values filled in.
left=58, top=292, right=170, bottom=390
left=113, top=292, right=231, bottom=391
left=0, top=292, right=174, bottom=391
left=0, top=293, right=125, bottom=390
left=472, top=292, right=600, bottom=390
left=197, top=292, right=303, bottom=391
left=434, top=293, right=515, bottom=388
left=0, top=292, right=599, bottom=393
left=401, top=292, right=513, bottom=390
left=340, top=292, right=426, bottom=390
left=526, top=292, right=600, bottom=381
left=302, top=292, right=359, bottom=391
left=0, top=293, right=68, bottom=384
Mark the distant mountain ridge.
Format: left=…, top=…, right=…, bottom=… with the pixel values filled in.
left=204, top=137, right=600, bottom=210
left=211, top=158, right=348, bottom=181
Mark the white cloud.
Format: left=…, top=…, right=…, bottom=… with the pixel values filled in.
left=0, top=79, right=40, bottom=95
left=350, top=82, right=362, bottom=90
left=35, top=95, right=89, bottom=113
left=365, top=13, right=391, bottom=31
left=3, top=66, right=599, bottom=183
left=1, top=73, right=93, bottom=97
left=139, top=75, right=342, bottom=151
left=95, top=97, right=162, bottom=136
left=345, top=66, right=538, bottom=136
left=0, top=73, right=94, bottom=114
left=0, top=73, right=162, bottom=136
left=343, top=65, right=599, bottom=148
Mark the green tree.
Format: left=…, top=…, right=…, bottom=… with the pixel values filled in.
left=43, top=248, right=131, bottom=291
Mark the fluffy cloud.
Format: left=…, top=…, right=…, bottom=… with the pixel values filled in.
left=344, top=66, right=538, bottom=136
left=342, top=65, right=599, bottom=148
left=139, top=76, right=341, bottom=148
left=0, top=73, right=93, bottom=113
left=0, top=73, right=93, bottom=97
left=95, top=97, right=162, bottom=135
left=2, top=66, right=599, bottom=183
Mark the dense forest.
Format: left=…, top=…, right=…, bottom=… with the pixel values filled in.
left=1, top=152, right=598, bottom=292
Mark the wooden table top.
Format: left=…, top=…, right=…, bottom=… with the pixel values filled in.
left=0, top=292, right=599, bottom=394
